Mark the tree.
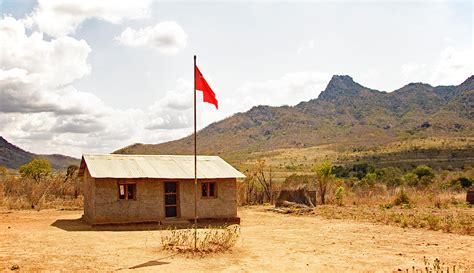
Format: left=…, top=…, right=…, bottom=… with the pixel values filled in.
left=313, top=160, right=334, bottom=204
left=19, top=159, right=52, bottom=182
left=65, top=165, right=79, bottom=181
left=253, top=160, right=274, bottom=204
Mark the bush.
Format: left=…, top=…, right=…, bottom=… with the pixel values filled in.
left=376, top=167, right=402, bottom=187
left=350, top=163, right=375, bottom=180
left=161, top=225, right=240, bottom=253
left=0, top=166, right=7, bottom=176
left=412, top=165, right=434, bottom=179
left=451, top=176, right=473, bottom=189
left=333, top=165, right=349, bottom=178
left=403, top=172, right=419, bottom=187
left=334, top=186, right=345, bottom=206
left=393, top=188, right=410, bottom=206
left=360, top=172, right=377, bottom=187
left=1, top=171, right=82, bottom=210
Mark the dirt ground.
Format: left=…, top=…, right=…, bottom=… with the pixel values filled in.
left=1, top=206, right=473, bottom=272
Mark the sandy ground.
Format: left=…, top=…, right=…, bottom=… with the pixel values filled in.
left=1, top=206, right=473, bottom=272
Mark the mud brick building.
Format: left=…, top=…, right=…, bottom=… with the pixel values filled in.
left=79, top=154, right=245, bottom=225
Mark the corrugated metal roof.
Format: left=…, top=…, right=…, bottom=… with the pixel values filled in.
left=79, top=154, right=246, bottom=179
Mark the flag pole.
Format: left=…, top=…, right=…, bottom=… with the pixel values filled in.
left=193, top=54, right=197, bottom=250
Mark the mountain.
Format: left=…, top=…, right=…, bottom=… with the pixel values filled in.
left=115, top=75, right=474, bottom=159
left=0, top=137, right=79, bottom=170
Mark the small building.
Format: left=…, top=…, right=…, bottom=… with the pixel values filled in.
left=78, top=154, right=245, bottom=225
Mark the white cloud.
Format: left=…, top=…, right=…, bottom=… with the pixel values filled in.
left=0, top=16, right=96, bottom=114
left=32, top=0, right=152, bottom=37
left=400, top=46, right=473, bottom=86
left=115, top=21, right=188, bottom=55
left=146, top=79, right=193, bottom=130
left=190, top=71, right=331, bottom=134
left=297, top=39, right=315, bottom=55
left=0, top=4, right=191, bottom=157
left=400, top=63, right=428, bottom=80
left=430, top=47, right=473, bottom=85
left=0, top=16, right=149, bottom=156
left=0, top=16, right=192, bottom=156
left=236, top=71, right=329, bottom=110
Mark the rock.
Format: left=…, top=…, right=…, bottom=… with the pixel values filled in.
left=420, top=121, right=431, bottom=129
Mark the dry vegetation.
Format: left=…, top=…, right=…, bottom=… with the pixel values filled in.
left=161, top=225, right=240, bottom=254
left=237, top=153, right=473, bottom=236
left=1, top=207, right=472, bottom=272
left=0, top=162, right=82, bottom=210
left=0, top=143, right=472, bottom=271
left=1, top=150, right=472, bottom=239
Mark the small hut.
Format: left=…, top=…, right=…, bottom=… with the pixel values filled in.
left=78, top=154, right=245, bottom=225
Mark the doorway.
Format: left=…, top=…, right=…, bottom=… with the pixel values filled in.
left=164, top=182, right=178, bottom=217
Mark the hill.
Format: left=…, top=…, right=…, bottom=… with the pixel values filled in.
left=115, top=75, right=474, bottom=163
left=0, top=137, right=79, bottom=170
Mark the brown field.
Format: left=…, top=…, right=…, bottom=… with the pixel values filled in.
left=1, top=206, right=473, bottom=272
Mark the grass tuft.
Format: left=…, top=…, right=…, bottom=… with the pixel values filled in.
left=161, top=225, right=240, bottom=254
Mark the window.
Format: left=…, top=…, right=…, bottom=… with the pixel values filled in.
left=118, top=183, right=136, bottom=200
left=201, top=182, right=217, bottom=198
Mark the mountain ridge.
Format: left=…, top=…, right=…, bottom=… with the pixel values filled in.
left=0, top=136, right=79, bottom=170
left=115, top=75, right=474, bottom=159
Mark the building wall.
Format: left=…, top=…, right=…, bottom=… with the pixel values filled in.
left=85, top=176, right=237, bottom=224
left=82, top=169, right=95, bottom=223
left=93, top=178, right=164, bottom=224
left=179, top=178, right=237, bottom=220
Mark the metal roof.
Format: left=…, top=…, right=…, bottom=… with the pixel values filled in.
left=79, top=154, right=246, bottom=179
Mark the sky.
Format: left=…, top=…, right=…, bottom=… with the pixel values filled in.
left=0, top=0, right=472, bottom=158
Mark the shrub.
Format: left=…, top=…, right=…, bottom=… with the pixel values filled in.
left=376, top=167, right=402, bottom=187
left=1, top=171, right=82, bottom=210
left=412, top=165, right=434, bottom=180
left=451, top=176, right=473, bottom=189
left=360, top=172, right=377, bottom=187
left=426, top=215, right=441, bottom=230
left=161, top=225, right=240, bottom=253
left=350, top=163, right=375, bottom=180
left=403, top=172, right=419, bottom=187
left=0, top=166, right=7, bottom=176
left=334, top=186, right=345, bottom=206
left=393, top=188, right=410, bottom=206
left=332, top=165, right=349, bottom=178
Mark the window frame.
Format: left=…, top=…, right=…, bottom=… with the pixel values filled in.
left=201, top=181, right=217, bottom=199
left=118, top=181, right=137, bottom=200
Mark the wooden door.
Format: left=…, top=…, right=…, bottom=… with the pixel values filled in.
left=164, top=182, right=178, bottom=217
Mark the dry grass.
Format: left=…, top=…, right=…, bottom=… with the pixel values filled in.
left=316, top=203, right=473, bottom=236
left=313, top=186, right=474, bottom=235
left=0, top=172, right=82, bottom=210
left=160, top=225, right=240, bottom=254
left=239, top=137, right=474, bottom=173
left=393, top=256, right=471, bottom=273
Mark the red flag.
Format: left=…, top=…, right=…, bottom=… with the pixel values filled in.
left=195, top=65, right=218, bottom=109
